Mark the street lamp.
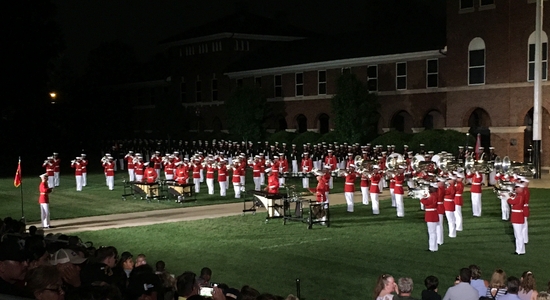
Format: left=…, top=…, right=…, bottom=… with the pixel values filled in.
left=49, top=92, right=57, bottom=104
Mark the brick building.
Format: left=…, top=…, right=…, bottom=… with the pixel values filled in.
left=125, top=1, right=549, bottom=167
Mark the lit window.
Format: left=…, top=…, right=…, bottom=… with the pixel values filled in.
left=367, top=65, right=378, bottom=92
left=468, top=37, right=486, bottom=85
left=296, top=73, right=304, bottom=96
left=427, top=59, right=438, bottom=88
left=318, top=70, right=327, bottom=95
left=528, top=31, right=548, bottom=81
left=396, top=62, right=407, bottom=90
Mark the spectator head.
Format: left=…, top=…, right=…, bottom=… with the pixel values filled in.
left=96, top=246, right=118, bottom=268
left=26, top=264, right=64, bottom=300
left=240, top=285, right=260, bottom=300
left=469, top=264, right=482, bottom=280
left=225, top=287, right=242, bottom=300
left=50, top=249, right=88, bottom=266
left=506, top=276, right=520, bottom=294
left=199, top=267, right=212, bottom=281
left=135, top=254, right=147, bottom=267
left=0, top=236, right=29, bottom=284
left=177, top=271, right=199, bottom=298
left=29, top=225, right=38, bottom=236
left=118, top=251, right=134, bottom=271
left=520, top=271, right=536, bottom=292
left=538, top=292, right=550, bottom=300
left=127, top=264, right=161, bottom=300
left=155, top=260, right=165, bottom=272
left=424, top=275, right=439, bottom=291
left=459, top=268, right=472, bottom=283
left=398, top=277, right=414, bottom=294
left=373, top=274, right=396, bottom=298
left=489, top=268, right=507, bottom=288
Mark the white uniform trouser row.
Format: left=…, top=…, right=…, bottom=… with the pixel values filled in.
left=75, top=175, right=82, bottom=191
left=135, top=174, right=143, bottom=182
left=500, top=196, right=510, bottom=220
left=445, top=208, right=456, bottom=238
left=370, top=192, right=379, bottom=214
left=200, top=169, right=204, bottom=183
left=302, top=177, right=309, bottom=189
left=437, top=213, right=444, bottom=245
left=427, top=222, right=438, bottom=252
left=292, top=160, right=298, bottom=173
left=233, top=182, right=241, bottom=198
left=378, top=180, right=384, bottom=192
left=206, top=178, right=214, bottom=195
left=395, top=194, right=404, bottom=217
left=513, top=223, right=526, bottom=254
left=128, top=169, right=135, bottom=182
left=454, top=205, right=463, bottom=231
left=390, top=188, right=396, bottom=207
left=54, top=172, right=60, bottom=187
left=471, top=192, right=482, bottom=217
left=194, top=178, right=200, bottom=193
left=40, top=203, right=50, bottom=227
left=523, top=217, right=529, bottom=244
left=345, top=192, right=354, bottom=212
left=219, top=181, right=227, bottom=196
left=82, top=173, right=87, bottom=187
left=107, top=176, right=114, bottom=190
left=260, top=173, right=265, bottom=185
left=48, top=177, right=55, bottom=189
left=361, top=187, right=369, bottom=205
left=254, top=177, right=261, bottom=191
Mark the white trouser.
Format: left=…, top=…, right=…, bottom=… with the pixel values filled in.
left=240, top=175, right=245, bottom=185
left=489, top=170, right=496, bottom=185
left=128, top=169, right=135, bottom=182
left=445, top=210, right=456, bottom=238
left=135, top=174, right=143, bottom=182
left=279, top=177, right=285, bottom=185
left=155, top=169, right=160, bottom=177
left=329, top=177, right=333, bottom=189
left=513, top=223, right=526, bottom=254
left=345, top=192, right=354, bottom=212
left=454, top=205, right=463, bottom=231
left=260, top=173, right=265, bottom=185
left=500, top=196, right=510, bottom=220
left=253, top=177, right=261, bottom=191
left=395, top=194, right=404, bottom=217
left=292, top=160, right=298, bottom=173
left=54, top=172, right=60, bottom=186
left=107, top=176, right=114, bottom=190
left=427, top=222, right=438, bottom=252
left=361, top=187, right=369, bottom=205
left=302, top=177, right=309, bottom=189
left=370, top=192, right=379, bottom=214
left=165, top=174, right=174, bottom=181
left=522, top=217, right=529, bottom=244
left=206, top=178, right=214, bottom=195
left=119, top=159, right=124, bottom=171
left=325, top=191, right=330, bottom=204
left=390, top=188, right=396, bottom=207
left=313, top=161, right=320, bottom=169
left=82, top=173, right=87, bottom=186
left=437, top=214, right=444, bottom=245
left=75, top=175, right=82, bottom=191
left=40, top=203, right=50, bottom=228
left=471, top=192, right=482, bottom=217
left=420, top=202, right=425, bottom=210
left=378, top=179, right=384, bottom=192
left=194, top=178, right=201, bottom=193
left=48, top=177, right=55, bottom=189
left=233, top=182, right=241, bottom=198
left=219, top=181, right=227, bottom=196
left=200, top=169, right=204, bottom=183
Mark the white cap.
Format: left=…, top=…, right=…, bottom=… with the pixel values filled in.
left=265, top=168, right=272, bottom=173
left=430, top=182, right=439, bottom=188
left=39, top=173, right=48, bottom=178
left=143, top=162, right=149, bottom=166
left=349, top=164, right=355, bottom=168
left=372, top=165, right=380, bottom=169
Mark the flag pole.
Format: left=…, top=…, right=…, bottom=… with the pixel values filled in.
left=19, top=156, right=25, bottom=224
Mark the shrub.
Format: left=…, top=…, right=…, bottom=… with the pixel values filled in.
left=268, top=130, right=297, bottom=146
left=410, top=129, right=474, bottom=154
left=292, top=131, right=321, bottom=150
left=316, top=130, right=344, bottom=144
left=370, top=131, right=413, bottom=153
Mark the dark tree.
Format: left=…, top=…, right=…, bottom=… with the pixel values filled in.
left=225, top=86, right=267, bottom=142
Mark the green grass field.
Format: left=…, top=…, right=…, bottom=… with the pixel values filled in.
left=73, top=189, right=550, bottom=300
left=1, top=173, right=343, bottom=222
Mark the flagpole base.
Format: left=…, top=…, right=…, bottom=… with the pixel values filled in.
left=533, top=140, right=542, bottom=179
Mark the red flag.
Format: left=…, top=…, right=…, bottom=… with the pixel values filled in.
left=474, top=133, right=482, bottom=160
left=14, top=160, right=21, bottom=187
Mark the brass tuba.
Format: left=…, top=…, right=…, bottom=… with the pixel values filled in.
left=411, top=155, right=437, bottom=173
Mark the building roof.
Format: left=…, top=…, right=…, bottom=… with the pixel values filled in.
left=159, top=10, right=313, bottom=45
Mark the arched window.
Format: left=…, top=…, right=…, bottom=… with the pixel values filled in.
left=318, top=114, right=329, bottom=134
left=527, top=31, right=548, bottom=81
left=468, top=37, right=486, bottom=85
left=296, top=114, right=307, bottom=133
left=467, top=108, right=491, bottom=128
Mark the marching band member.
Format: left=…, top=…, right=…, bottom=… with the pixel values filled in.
left=231, top=160, right=243, bottom=198
left=144, top=162, right=158, bottom=183
left=454, top=173, right=465, bottom=231
left=42, top=157, right=55, bottom=188
left=342, top=164, right=357, bottom=213
left=192, top=158, right=202, bottom=194
left=103, top=156, right=115, bottom=190
left=310, top=170, right=327, bottom=203
left=324, top=150, right=337, bottom=189
left=520, top=177, right=530, bottom=244
left=301, top=152, right=313, bottom=188
left=278, top=153, right=289, bottom=186
left=125, top=151, right=136, bottom=182
left=134, top=157, right=144, bottom=182
left=368, top=165, right=381, bottom=215
left=259, top=153, right=266, bottom=185
left=290, top=144, right=299, bottom=174
left=360, top=169, right=370, bottom=206
left=421, top=183, right=440, bottom=252
left=175, top=162, right=186, bottom=184
left=444, top=176, right=457, bottom=238
left=265, top=167, right=279, bottom=194
left=393, top=166, right=406, bottom=217
left=252, top=156, right=262, bottom=191
left=205, top=159, right=215, bottom=195
left=52, top=152, right=61, bottom=187
left=38, top=173, right=52, bottom=229
left=238, top=154, right=247, bottom=185
left=217, top=159, right=228, bottom=196
left=495, top=171, right=510, bottom=221
left=389, top=172, right=396, bottom=208
left=436, top=178, right=445, bottom=245
left=508, top=183, right=525, bottom=255
left=466, top=169, right=483, bottom=217
left=345, top=153, right=354, bottom=168
left=197, top=152, right=205, bottom=183
left=164, top=156, right=176, bottom=180
left=150, top=151, right=162, bottom=177
left=323, top=165, right=332, bottom=203
left=379, top=152, right=387, bottom=190
left=81, top=154, right=88, bottom=186
left=71, top=157, right=83, bottom=191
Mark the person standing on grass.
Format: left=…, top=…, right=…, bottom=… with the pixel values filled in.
left=368, top=166, right=382, bottom=215
left=374, top=274, right=398, bottom=300
left=52, top=152, right=61, bottom=187
left=454, top=173, right=465, bottom=231
left=421, top=183, right=439, bottom=252
left=393, top=166, right=406, bottom=217
left=508, top=184, right=526, bottom=255
left=436, top=179, right=445, bottom=246
left=38, top=173, right=52, bottom=229
left=442, top=268, right=479, bottom=300
left=81, top=153, right=88, bottom=187
left=71, top=157, right=83, bottom=191
left=103, top=156, right=115, bottom=190
left=466, top=169, right=483, bottom=217
left=444, top=176, right=457, bottom=238
left=342, top=164, right=357, bottom=213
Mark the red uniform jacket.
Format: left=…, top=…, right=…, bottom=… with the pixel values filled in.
left=205, top=165, right=215, bottom=179
left=53, top=158, right=60, bottom=172
left=43, top=161, right=55, bottom=176
left=71, top=161, right=82, bottom=176
left=145, top=167, right=158, bottom=183
left=81, top=160, right=88, bottom=173
left=231, top=166, right=241, bottom=183
left=175, top=167, right=187, bottom=184
left=151, top=156, right=162, bottom=170
left=267, top=173, right=279, bottom=194
left=393, top=174, right=405, bottom=195
left=217, top=165, right=227, bottom=182
left=344, top=172, right=356, bottom=192
left=39, top=181, right=52, bottom=204
left=389, top=177, right=395, bottom=189
left=279, top=159, right=289, bottom=173
left=466, top=172, right=483, bottom=193
left=324, top=155, right=337, bottom=170
left=437, top=186, right=445, bottom=215
left=301, top=158, right=313, bottom=172
left=323, top=172, right=331, bottom=192
left=369, top=173, right=381, bottom=193
left=134, top=161, right=144, bottom=176
left=444, top=184, right=456, bottom=211
left=125, top=155, right=135, bottom=170
left=421, top=192, right=439, bottom=222
left=315, top=177, right=327, bottom=202
left=523, top=187, right=530, bottom=218
left=252, top=161, right=262, bottom=178
left=454, top=181, right=464, bottom=206
left=508, top=194, right=525, bottom=224
left=192, top=164, right=201, bottom=179
left=360, top=174, right=369, bottom=188
left=103, top=162, right=115, bottom=176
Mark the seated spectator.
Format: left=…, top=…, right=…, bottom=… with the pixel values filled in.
left=51, top=248, right=88, bottom=291
left=196, top=267, right=212, bottom=287
left=28, top=226, right=38, bottom=237
left=421, top=275, right=441, bottom=300
left=374, top=274, right=398, bottom=300
left=519, top=271, right=538, bottom=300
left=176, top=271, right=199, bottom=300
left=442, top=268, right=478, bottom=300
left=240, top=285, right=260, bottom=300
left=135, top=254, right=147, bottom=267
left=0, top=236, right=29, bottom=297
left=80, top=246, right=117, bottom=287
left=538, top=292, right=550, bottom=300
left=155, top=260, right=176, bottom=300
left=469, top=264, right=489, bottom=298
left=394, top=277, right=417, bottom=300
left=499, top=276, right=521, bottom=300
left=224, top=287, right=241, bottom=300
left=25, top=264, right=64, bottom=299
left=112, top=251, right=134, bottom=299
left=487, top=269, right=508, bottom=299
left=25, top=237, right=50, bottom=270
left=126, top=264, right=161, bottom=300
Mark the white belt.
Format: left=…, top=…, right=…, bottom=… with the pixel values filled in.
left=455, top=194, right=462, bottom=196
left=107, top=169, right=114, bottom=171
left=345, top=182, right=354, bottom=185
left=395, top=184, right=402, bottom=186
left=472, top=183, right=481, bottom=185
left=207, top=172, right=214, bottom=174
left=437, top=202, right=443, bottom=204
left=444, top=199, right=454, bottom=202
left=512, top=209, right=523, bottom=213
left=193, top=172, right=199, bottom=174
left=524, top=204, right=529, bottom=207
left=425, top=208, right=437, bottom=211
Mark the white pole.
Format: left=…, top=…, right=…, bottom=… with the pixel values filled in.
left=533, top=0, right=543, bottom=178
